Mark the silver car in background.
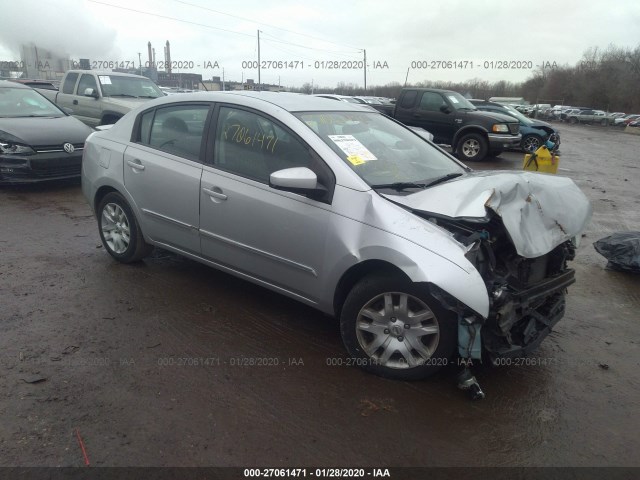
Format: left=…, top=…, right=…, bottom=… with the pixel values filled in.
left=82, top=92, right=591, bottom=381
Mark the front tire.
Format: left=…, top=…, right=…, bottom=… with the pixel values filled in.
left=522, top=134, right=542, bottom=152
left=97, top=192, right=153, bottom=263
left=340, top=274, right=456, bottom=380
left=456, top=133, right=488, bottom=162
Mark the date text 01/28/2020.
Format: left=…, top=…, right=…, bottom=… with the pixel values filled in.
left=243, top=468, right=391, bottom=477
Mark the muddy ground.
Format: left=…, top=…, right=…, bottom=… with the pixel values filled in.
left=0, top=124, right=639, bottom=468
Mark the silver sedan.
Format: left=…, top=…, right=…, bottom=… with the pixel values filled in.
left=82, top=91, right=591, bottom=381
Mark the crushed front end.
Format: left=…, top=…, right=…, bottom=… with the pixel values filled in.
left=433, top=213, right=577, bottom=359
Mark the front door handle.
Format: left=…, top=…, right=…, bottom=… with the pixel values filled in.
left=202, top=187, right=227, bottom=201
left=73, top=100, right=78, bottom=105
left=126, top=159, right=145, bottom=171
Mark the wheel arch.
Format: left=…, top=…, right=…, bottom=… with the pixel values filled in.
left=94, top=185, right=119, bottom=214
left=452, top=126, right=488, bottom=151
left=333, top=260, right=410, bottom=318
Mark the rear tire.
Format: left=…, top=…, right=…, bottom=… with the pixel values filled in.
left=97, top=192, right=153, bottom=263
left=340, top=273, right=457, bottom=381
left=456, top=133, right=488, bottom=162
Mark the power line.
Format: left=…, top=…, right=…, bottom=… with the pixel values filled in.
left=260, top=31, right=361, bottom=57
left=89, top=1, right=362, bottom=60
left=88, top=0, right=254, bottom=38
left=258, top=40, right=318, bottom=62
left=168, top=0, right=362, bottom=51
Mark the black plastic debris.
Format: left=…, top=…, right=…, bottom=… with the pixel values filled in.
left=593, top=231, right=640, bottom=273
left=21, top=375, right=47, bottom=384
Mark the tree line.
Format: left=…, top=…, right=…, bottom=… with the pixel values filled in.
left=291, top=44, right=640, bottom=113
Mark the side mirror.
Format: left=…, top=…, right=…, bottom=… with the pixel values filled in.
left=269, top=167, right=326, bottom=199
left=62, top=107, right=74, bottom=115
left=440, top=105, right=451, bottom=114
left=84, top=88, right=98, bottom=98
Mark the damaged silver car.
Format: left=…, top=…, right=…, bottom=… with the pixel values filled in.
left=81, top=91, right=591, bottom=382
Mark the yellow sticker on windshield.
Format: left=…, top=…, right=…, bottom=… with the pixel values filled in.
left=347, top=155, right=365, bottom=166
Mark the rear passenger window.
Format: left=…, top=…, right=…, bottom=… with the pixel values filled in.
left=400, top=90, right=418, bottom=108
left=141, top=104, right=209, bottom=161
left=62, top=73, right=79, bottom=94
left=138, top=110, right=154, bottom=144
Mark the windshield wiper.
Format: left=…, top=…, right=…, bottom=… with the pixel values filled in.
left=423, top=173, right=464, bottom=188
left=108, top=94, right=138, bottom=98
left=137, top=95, right=160, bottom=98
left=370, top=182, right=428, bottom=191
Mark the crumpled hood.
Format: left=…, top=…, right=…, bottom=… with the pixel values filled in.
left=384, top=171, right=593, bottom=258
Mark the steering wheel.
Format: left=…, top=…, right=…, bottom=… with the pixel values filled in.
left=159, top=139, right=176, bottom=149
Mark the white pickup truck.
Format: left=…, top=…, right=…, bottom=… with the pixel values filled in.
left=36, top=70, right=165, bottom=127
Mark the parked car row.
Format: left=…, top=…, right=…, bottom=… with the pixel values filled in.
left=513, top=103, right=639, bottom=126
left=313, top=94, right=395, bottom=115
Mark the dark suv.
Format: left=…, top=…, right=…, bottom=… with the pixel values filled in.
left=470, top=100, right=560, bottom=152
left=393, top=88, right=521, bottom=161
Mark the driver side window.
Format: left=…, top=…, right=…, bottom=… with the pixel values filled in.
left=419, top=92, right=446, bottom=112
left=77, top=74, right=98, bottom=95
left=213, top=106, right=313, bottom=183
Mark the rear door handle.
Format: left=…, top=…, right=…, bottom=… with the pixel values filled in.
left=126, top=159, right=145, bottom=171
left=73, top=100, right=78, bottom=105
left=202, top=187, right=227, bottom=201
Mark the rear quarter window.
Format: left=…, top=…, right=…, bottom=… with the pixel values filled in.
left=62, top=73, right=79, bottom=94
left=399, top=90, right=418, bottom=108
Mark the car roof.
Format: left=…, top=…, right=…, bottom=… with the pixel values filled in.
left=67, top=70, right=149, bottom=79
left=0, top=80, right=30, bottom=89
left=403, top=87, right=457, bottom=94
left=152, top=91, right=370, bottom=112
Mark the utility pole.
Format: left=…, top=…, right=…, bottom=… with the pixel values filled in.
left=137, top=52, right=142, bottom=75
left=257, top=29, right=261, bottom=90
left=404, top=67, right=409, bottom=87
left=222, top=68, right=225, bottom=91
left=363, top=49, right=367, bottom=92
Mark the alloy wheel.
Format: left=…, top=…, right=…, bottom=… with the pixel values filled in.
left=356, top=292, right=440, bottom=369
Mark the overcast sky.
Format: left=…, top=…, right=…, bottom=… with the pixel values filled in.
left=1, top=0, right=639, bottom=88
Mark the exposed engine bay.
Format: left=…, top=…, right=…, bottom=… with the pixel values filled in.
left=424, top=212, right=577, bottom=359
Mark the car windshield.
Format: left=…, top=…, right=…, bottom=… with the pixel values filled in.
left=98, top=75, right=164, bottom=98
left=502, top=105, right=534, bottom=125
left=445, top=92, right=476, bottom=111
left=295, top=111, right=465, bottom=189
left=0, top=87, right=64, bottom=117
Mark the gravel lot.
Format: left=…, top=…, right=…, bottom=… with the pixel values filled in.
left=0, top=123, right=639, bottom=468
